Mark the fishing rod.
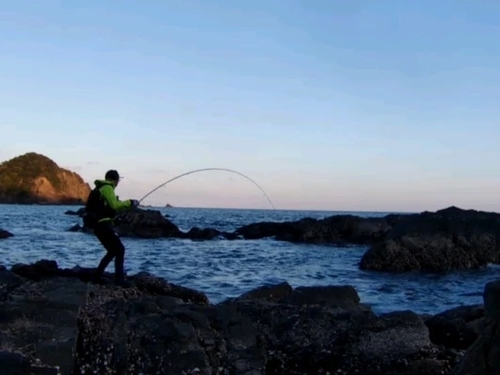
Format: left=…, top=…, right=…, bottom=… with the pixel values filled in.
left=137, top=167, right=276, bottom=210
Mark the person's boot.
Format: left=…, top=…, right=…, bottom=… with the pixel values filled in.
left=114, top=263, right=132, bottom=287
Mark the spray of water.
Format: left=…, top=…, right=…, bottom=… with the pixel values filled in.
left=138, top=167, right=276, bottom=210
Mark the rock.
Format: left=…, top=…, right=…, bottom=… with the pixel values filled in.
left=114, top=208, right=183, bottom=238
left=359, top=206, right=500, bottom=272
left=72, top=273, right=460, bottom=374
left=0, top=258, right=470, bottom=374
left=0, top=276, right=87, bottom=374
left=77, top=208, right=241, bottom=241
left=0, top=259, right=209, bottom=374
left=0, top=350, right=60, bottom=375
left=184, top=227, right=222, bottom=240
left=451, top=282, right=500, bottom=374
left=0, top=152, right=91, bottom=205
left=235, top=215, right=392, bottom=244
left=425, top=305, right=485, bottom=350
left=0, top=229, right=13, bottom=239
left=64, top=207, right=85, bottom=217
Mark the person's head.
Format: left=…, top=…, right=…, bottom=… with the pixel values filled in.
left=105, top=170, right=121, bottom=187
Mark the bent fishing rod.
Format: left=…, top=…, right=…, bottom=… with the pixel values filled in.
left=117, top=168, right=276, bottom=223
left=137, top=167, right=276, bottom=210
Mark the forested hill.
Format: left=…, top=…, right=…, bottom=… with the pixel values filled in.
left=0, top=152, right=91, bottom=205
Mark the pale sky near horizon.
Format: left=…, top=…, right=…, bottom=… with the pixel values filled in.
left=1, top=0, right=499, bottom=212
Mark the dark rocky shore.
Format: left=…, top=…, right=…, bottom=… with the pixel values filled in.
left=64, top=205, right=500, bottom=273
left=0, top=258, right=498, bottom=374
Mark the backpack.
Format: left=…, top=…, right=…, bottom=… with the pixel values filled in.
left=82, top=188, right=104, bottom=229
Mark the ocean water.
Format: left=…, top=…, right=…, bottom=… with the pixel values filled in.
left=0, top=204, right=498, bottom=315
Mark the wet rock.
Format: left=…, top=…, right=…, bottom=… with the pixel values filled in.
left=0, top=229, right=13, bottom=239
left=425, top=304, right=485, bottom=350
left=359, top=206, right=500, bottom=272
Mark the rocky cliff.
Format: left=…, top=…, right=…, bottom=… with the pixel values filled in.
left=0, top=152, right=91, bottom=205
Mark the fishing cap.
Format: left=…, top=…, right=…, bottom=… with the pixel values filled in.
left=105, top=169, right=121, bottom=181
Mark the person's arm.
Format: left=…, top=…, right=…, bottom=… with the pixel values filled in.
left=99, top=185, right=132, bottom=211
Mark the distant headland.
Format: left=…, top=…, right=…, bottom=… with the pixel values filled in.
left=0, top=152, right=91, bottom=205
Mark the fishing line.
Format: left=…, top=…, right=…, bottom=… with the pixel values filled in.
left=137, top=167, right=276, bottom=210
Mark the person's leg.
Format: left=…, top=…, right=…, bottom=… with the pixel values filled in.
left=93, top=222, right=118, bottom=280
left=112, top=237, right=126, bottom=285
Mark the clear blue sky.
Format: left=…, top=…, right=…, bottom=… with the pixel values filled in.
left=1, top=0, right=499, bottom=212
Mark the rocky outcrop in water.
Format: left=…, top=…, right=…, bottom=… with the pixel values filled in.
left=0, top=229, right=13, bottom=239
left=359, top=207, right=500, bottom=272
left=69, top=208, right=241, bottom=240
left=0, top=258, right=486, bottom=374
left=66, top=206, right=500, bottom=272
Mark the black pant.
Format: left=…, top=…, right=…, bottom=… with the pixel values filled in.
left=93, top=220, right=125, bottom=283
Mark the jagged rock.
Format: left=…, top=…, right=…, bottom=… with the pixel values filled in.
left=0, top=229, right=13, bottom=239
left=425, top=305, right=485, bottom=350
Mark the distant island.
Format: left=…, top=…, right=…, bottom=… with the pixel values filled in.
left=0, top=152, right=91, bottom=205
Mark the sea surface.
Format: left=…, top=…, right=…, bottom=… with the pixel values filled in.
left=0, top=204, right=498, bottom=315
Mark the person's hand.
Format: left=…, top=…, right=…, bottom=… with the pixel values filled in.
left=130, top=199, right=139, bottom=208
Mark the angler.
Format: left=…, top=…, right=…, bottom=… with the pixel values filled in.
left=83, top=170, right=139, bottom=285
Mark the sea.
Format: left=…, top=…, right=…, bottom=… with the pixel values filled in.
left=1, top=204, right=498, bottom=315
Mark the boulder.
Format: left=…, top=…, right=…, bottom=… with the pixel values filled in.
left=425, top=305, right=485, bottom=350
left=451, top=280, right=500, bottom=374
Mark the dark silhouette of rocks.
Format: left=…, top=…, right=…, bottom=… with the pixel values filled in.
left=425, top=305, right=485, bottom=350
left=450, top=280, right=500, bottom=374
left=2, top=258, right=493, bottom=374
left=67, top=205, right=500, bottom=272
left=69, top=208, right=242, bottom=240
left=0, top=229, right=13, bottom=239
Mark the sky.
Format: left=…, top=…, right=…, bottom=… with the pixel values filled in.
left=0, top=0, right=499, bottom=212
